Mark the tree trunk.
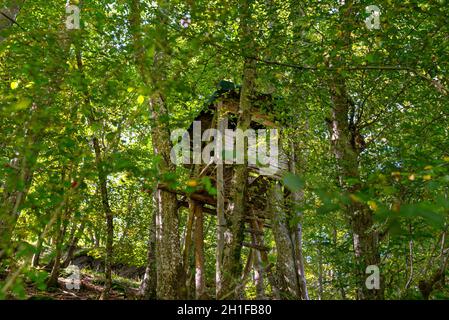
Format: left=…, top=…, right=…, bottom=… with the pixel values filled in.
left=154, top=184, right=184, bottom=299
left=46, top=211, right=67, bottom=288
left=130, top=0, right=185, bottom=299
left=94, top=139, right=114, bottom=300
left=325, top=0, right=383, bottom=300
left=62, top=222, right=85, bottom=268
left=327, top=72, right=383, bottom=300
left=32, top=232, right=45, bottom=268
left=47, top=170, right=71, bottom=288
left=269, top=182, right=302, bottom=299
left=219, top=0, right=256, bottom=299
left=139, top=201, right=157, bottom=300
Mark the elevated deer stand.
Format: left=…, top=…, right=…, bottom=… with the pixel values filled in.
left=161, top=81, right=289, bottom=299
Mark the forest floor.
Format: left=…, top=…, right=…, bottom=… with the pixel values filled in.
left=19, top=249, right=143, bottom=300
left=25, top=270, right=140, bottom=300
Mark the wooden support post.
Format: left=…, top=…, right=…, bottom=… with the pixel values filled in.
left=194, top=201, right=206, bottom=299
left=183, top=201, right=195, bottom=297
left=216, top=101, right=228, bottom=297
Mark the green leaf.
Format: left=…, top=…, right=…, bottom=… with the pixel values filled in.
left=137, top=95, right=145, bottom=105
left=12, top=98, right=32, bottom=111
left=400, top=203, right=445, bottom=228
left=10, top=81, right=19, bottom=90
left=282, top=173, right=304, bottom=192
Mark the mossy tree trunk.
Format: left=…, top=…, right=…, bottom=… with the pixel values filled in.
left=269, top=182, right=302, bottom=299
left=130, top=0, right=185, bottom=299
left=219, top=0, right=256, bottom=299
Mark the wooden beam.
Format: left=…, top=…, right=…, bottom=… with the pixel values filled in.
left=157, top=183, right=216, bottom=206
left=244, top=228, right=265, bottom=236
left=178, top=201, right=215, bottom=214
left=242, top=242, right=270, bottom=252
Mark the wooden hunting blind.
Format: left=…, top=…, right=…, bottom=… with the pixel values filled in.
left=155, top=79, right=292, bottom=291
left=166, top=80, right=288, bottom=234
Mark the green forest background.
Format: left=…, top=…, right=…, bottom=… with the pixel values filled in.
left=0, top=0, right=449, bottom=300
